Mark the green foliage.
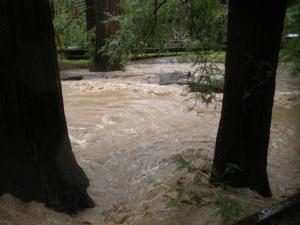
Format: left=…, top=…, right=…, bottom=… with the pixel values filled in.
left=85, top=27, right=96, bottom=64
left=281, top=0, right=300, bottom=75
left=164, top=155, right=248, bottom=223
left=186, top=62, right=224, bottom=106
left=53, top=0, right=88, bottom=49
left=174, top=155, right=210, bottom=184
left=101, top=0, right=183, bottom=66
left=166, top=198, right=184, bottom=209
left=58, top=55, right=89, bottom=66
left=101, top=0, right=227, bottom=67
left=215, top=195, right=248, bottom=223
left=225, top=163, right=242, bottom=175
left=176, top=51, right=225, bottom=63
left=184, top=0, right=227, bottom=50
left=182, top=0, right=226, bottom=106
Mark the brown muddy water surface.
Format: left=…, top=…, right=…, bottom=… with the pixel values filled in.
left=0, top=58, right=299, bottom=225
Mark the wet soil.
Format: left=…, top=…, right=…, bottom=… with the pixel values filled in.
left=0, top=58, right=299, bottom=225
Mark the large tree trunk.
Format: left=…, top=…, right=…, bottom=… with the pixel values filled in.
left=49, top=0, right=55, bottom=19
left=211, top=0, right=288, bottom=197
left=92, top=0, right=121, bottom=72
left=0, top=0, right=94, bottom=214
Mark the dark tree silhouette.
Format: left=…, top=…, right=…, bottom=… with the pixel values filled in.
left=0, top=0, right=94, bottom=214
left=211, top=0, right=288, bottom=197
left=85, top=0, right=96, bottom=31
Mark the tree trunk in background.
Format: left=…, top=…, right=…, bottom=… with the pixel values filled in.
left=85, top=0, right=96, bottom=31
left=85, top=0, right=97, bottom=71
left=0, top=0, right=94, bottom=214
left=211, top=0, right=288, bottom=197
left=92, top=0, right=121, bottom=72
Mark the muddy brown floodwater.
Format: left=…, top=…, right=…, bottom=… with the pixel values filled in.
left=0, top=58, right=299, bottom=225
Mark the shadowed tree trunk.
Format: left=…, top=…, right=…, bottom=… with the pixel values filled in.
left=91, top=0, right=122, bottom=71
left=85, top=0, right=97, bottom=71
left=85, top=0, right=96, bottom=31
left=211, top=0, right=288, bottom=197
left=49, top=0, right=55, bottom=19
left=0, top=0, right=94, bottom=214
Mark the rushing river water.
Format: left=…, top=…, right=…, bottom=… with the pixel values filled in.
left=0, top=58, right=299, bottom=225
left=269, top=66, right=300, bottom=197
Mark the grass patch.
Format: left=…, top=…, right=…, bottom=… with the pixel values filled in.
left=57, top=51, right=226, bottom=66
left=176, top=51, right=225, bottom=63
left=133, top=50, right=226, bottom=63
left=215, top=195, right=248, bottom=224
left=58, top=58, right=89, bottom=66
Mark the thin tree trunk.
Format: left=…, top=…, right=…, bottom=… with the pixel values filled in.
left=92, top=0, right=121, bottom=72
left=0, top=0, right=94, bottom=214
left=211, top=0, right=288, bottom=197
left=85, top=0, right=97, bottom=71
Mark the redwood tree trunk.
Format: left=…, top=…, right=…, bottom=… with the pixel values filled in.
left=85, top=0, right=96, bottom=31
left=211, top=0, right=288, bottom=197
left=92, top=0, right=121, bottom=71
left=0, top=0, right=94, bottom=214
left=49, top=0, right=55, bottom=19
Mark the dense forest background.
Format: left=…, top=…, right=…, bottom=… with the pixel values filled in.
left=53, top=0, right=299, bottom=74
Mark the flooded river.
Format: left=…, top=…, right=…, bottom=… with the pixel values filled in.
left=0, top=58, right=299, bottom=225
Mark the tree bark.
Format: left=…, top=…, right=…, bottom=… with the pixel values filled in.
left=219, top=0, right=227, bottom=5
left=211, top=0, right=288, bottom=197
left=85, top=0, right=96, bottom=31
left=0, top=0, right=94, bottom=214
left=92, top=0, right=122, bottom=72
left=49, top=0, right=55, bottom=19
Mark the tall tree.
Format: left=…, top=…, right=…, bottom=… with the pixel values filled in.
left=211, top=0, right=288, bottom=197
left=85, top=0, right=121, bottom=71
left=0, top=0, right=94, bottom=213
left=85, top=0, right=96, bottom=31
left=92, top=0, right=121, bottom=71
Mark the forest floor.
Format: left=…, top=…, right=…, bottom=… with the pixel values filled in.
left=0, top=57, right=299, bottom=225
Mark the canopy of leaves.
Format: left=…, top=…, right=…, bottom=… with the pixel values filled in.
left=53, top=0, right=88, bottom=49
left=101, top=0, right=227, bottom=66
